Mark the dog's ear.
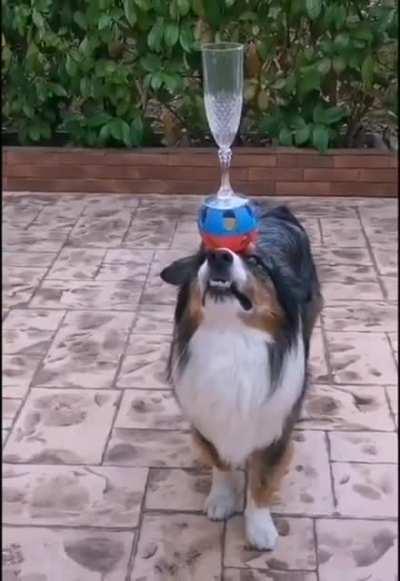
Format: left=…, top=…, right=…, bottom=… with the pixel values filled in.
left=160, top=255, right=199, bottom=286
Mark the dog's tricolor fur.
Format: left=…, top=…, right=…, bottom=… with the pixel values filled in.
left=160, top=204, right=322, bottom=550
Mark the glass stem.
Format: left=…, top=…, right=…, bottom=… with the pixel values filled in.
left=217, top=147, right=233, bottom=199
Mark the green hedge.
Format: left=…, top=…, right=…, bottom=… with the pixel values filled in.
left=2, top=0, right=397, bottom=151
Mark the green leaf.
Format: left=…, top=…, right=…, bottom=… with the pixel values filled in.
left=66, top=55, right=78, bottom=76
left=134, top=0, right=151, bottom=10
left=123, top=0, right=137, bottom=26
left=162, top=72, right=181, bottom=92
left=332, top=56, right=346, bottom=74
left=148, top=22, right=163, bottom=52
left=361, top=55, right=374, bottom=87
left=279, top=127, right=293, bottom=146
left=179, top=25, right=192, bottom=52
left=334, top=32, right=350, bottom=50
left=306, top=0, right=321, bottom=20
left=150, top=72, right=163, bottom=90
left=317, top=58, right=331, bottom=75
left=131, top=116, right=144, bottom=146
left=295, top=125, right=311, bottom=145
left=298, top=67, right=321, bottom=96
left=51, top=83, right=68, bottom=97
left=164, top=22, right=179, bottom=47
left=73, top=11, right=87, bottom=30
left=98, top=14, right=111, bottom=30
left=202, top=0, right=223, bottom=27
left=312, top=124, right=329, bottom=152
left=32, top=10, right=45, bottom=29
left=177, top=0, right=190, bottom=16
left=99, top=123, right=111, bottom=141
left=141, top=54, right=161, bottom=72
left=87, top=113, right=111, bottom=128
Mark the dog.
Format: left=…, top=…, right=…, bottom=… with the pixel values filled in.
left=160, top=204, right=322, bottom=550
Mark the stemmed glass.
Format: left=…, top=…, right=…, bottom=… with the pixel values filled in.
left=202, top=42, right=245, bottom=209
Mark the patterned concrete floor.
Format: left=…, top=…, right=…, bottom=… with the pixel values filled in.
left=2, top=192, right=398, bottom=581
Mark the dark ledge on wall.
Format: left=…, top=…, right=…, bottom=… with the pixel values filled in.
left=2, top=146, right=398, bottom=197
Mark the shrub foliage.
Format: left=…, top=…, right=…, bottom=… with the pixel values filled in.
left=2, top=0, right=397, bottom=150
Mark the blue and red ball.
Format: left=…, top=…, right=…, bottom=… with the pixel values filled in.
left=198, top=201, right=258, bottom=254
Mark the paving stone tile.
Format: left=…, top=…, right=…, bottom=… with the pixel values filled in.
left=170, top=230, right=199, bottom=252
left=2, top=398, right=22, bottom=429
left=316, top=519, right=397, bottom=581
left=3, top=266, right=47, bottom=307
left=3, top=464, right=147, bottom=527
left=2, top=354, right=42, bottom=398
left=68, top=210, right=131, bottom=247
left=386, top=386, right=398, bottom=426
left=141, top=250, right=184, bottom=305
left=104, top=428, right=197, bottom=467
left=223, top=569, right=317, bottom=581
left=3, top=526, right=134, bottom=581
left=225, top=515, right=316, bottom=571
left=322, top=302, right=397, bottom=332
left=320, top=218, right=366, bottom=247
left=3, top=388, right=120, bottom=464
left=132, top=304, right=174, bottom=335
left=3, top=309, right=65, bottom=354
left=30, top=279, right=142, bottom=310
left=310, top=327, right=329, bottom=383
left=388, top=332, right=397, bottom=362
left=360, top=207, right=398, bottom=247
left=4, top=251, right=57, bottom=267
left=96, top=249, right=153, bottom=282
left=318, top=263, right=384, bottom=301
left=313, top=245, right=372, bottom=266
left=284, top=199, right=357, bottom=219
left=371, top=244, right=398, bottom=276
left=328, top=431, right=397, bottom=463
left=117, top=334, right=170, bottom=389
left=2, top=429, right=10, bottom=445
left=115, top=389, right=188, bottom=430
left=299, top=384, right=393, bottom=431
left=3, top=200, right=42, bottom=226
left=47, top=247, right=106, bottom=280
left=272, top=431, right=334, bottom=515
left=82, top=194, right=140, bottom=215
left=33, top=310, right=134, bottom=389
left=332, top=462, right=397, bottom=518
left=146, top=468, right=244, bottom=512
left=381, top=276, right=397, bottom=300
left=326, top=331, right=397, bottom=384
left=3, top=224, right=71, bottom=252
left=33, top=200, right=86, bottom=227
left=133, top=513, right=222, bottom=581
left=123, top=216, right=177, bottom=249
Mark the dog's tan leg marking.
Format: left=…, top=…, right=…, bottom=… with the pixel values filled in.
left=245, top=441, right=293, bottom=550
left=192, top=430, right=237, bottom=520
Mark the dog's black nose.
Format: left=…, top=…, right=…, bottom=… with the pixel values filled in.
left=206, top=250, right=233, bottom=282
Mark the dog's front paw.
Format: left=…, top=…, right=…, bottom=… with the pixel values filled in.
left=204, top=488, right=236, bottom=521
left=245, top=508, right=278, bottom=551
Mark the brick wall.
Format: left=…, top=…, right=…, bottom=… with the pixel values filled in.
left=2, top=146, right=398, bottom=197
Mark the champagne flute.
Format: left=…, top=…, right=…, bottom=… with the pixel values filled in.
left=202, top=42, right=244, bottom=209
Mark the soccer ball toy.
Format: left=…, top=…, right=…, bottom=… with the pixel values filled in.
left=198, top=199, right=258, bottom=254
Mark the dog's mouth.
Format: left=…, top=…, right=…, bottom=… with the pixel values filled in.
left=203, top=278, right=252, bottom=311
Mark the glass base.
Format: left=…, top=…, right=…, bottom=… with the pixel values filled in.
left=203, top=192, right=249, bottom=210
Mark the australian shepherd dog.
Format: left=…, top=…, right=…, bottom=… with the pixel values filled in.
left=160, top=204, right=322, bottom=550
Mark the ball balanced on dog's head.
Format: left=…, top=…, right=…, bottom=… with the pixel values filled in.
left=198, top=198, right=258, bottom=254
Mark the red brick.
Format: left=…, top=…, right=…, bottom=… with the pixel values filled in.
left=304, top=169, right=360, bottom=182
left=333, top=155, right=396, bottom=168
left=249, top=168, right=303, bottom=181
left=359, top=169, right=398, bottom=182
left=331, top=182, right=397, bottom=196
left=236, top=181, right=276, bottom=195
left=276, top=182, right=332, bottom=195
left=278, top=154, right=333, bottom=168
left=234, top=154, right=277, bottom=167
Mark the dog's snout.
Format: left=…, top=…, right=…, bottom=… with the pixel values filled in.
left=207, top=250, right=233, bottom=269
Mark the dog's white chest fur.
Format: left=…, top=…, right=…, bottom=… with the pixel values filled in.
left=174, top=302, right=305, bottom=466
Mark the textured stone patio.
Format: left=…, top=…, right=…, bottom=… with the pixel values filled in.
left=2, top=192, right=398, bottom=581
